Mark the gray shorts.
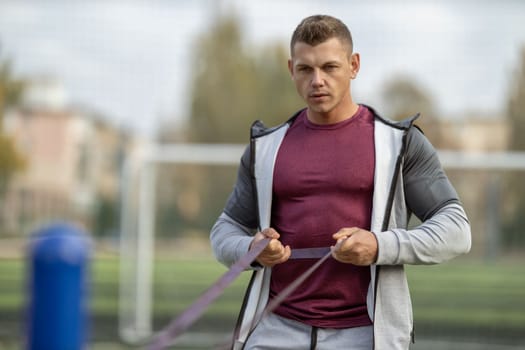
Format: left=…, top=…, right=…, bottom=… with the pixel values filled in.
left=243, top=312, right=373, bottom=350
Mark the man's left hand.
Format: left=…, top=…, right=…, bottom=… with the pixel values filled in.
left=331, top=227, right=378, bottom=265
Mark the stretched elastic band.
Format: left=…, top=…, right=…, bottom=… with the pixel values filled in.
left=290, top=247, right=331, bottom=259
left=149, top=241, right=333, bottom=350
left=148, top=237, right=271, bottom=350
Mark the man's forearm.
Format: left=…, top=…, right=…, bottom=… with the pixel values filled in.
left=210, top=213, right=257, bottom=267
left=375, top=202, right=471, bottom=265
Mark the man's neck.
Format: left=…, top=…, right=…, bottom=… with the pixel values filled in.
left=307, top=102, right=360, bottom=125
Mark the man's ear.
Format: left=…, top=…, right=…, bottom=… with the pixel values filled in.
left=350, top=53, right=360, bottom=79
left=288, top=59, right=294, bottom=77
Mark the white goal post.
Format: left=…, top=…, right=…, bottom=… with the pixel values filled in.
left=118, top=144, right=525, bottom=344
left=118, top=144, right=245, bottom=344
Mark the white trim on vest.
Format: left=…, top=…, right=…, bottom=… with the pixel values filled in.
left=367, top=120, right=405, bottom=337
left=235, top=124, right=289, bottom=349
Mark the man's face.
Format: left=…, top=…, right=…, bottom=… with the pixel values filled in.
left=288, top=37, right=359, bottom=121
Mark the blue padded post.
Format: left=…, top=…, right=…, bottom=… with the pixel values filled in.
left=27, top=222, right=91, bottom=350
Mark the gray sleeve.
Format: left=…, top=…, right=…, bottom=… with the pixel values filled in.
left=210, top=213, right=256, bottom=267
left=210, top=146, right=258, bottom=267
left=375, top=203, right=471, bottom=265
left=223, top=146, right=258, bottom=228
left=375, top=127, right=471, bottom=265
left=403, top=127, right=459, bottom=221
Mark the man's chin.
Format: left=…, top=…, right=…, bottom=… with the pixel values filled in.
left=308, top=104, right=333, bottom=114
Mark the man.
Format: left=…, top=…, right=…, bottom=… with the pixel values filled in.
left=210, top=15, right=471, bottom=350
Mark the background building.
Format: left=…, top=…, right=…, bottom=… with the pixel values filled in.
left=2, top=79, right=146, bottom=236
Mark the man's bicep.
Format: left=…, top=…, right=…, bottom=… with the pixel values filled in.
left=404, top=128, right=460, bottom=221
left=223, top=146, right=258, bottom=229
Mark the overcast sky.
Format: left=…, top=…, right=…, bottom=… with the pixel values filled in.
left=1, top=0, right=524, bottom=137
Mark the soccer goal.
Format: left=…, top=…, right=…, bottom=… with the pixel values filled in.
left=118, top=144, right=245, bottom=344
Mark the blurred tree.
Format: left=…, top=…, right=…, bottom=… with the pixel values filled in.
left=0, top=56, right=26, bottom=204
left=503, top=47, right=525, bottom=248
left=156, top=14, right=302, bottom=237
left=0, top=60, right=25, bottom=124
left=93, top=194, right=118, bottom=237
left=381, top=76, right=444, bottom=147
left=188, top=14, right=302, bottom=143
left=0, top=134, right=25, bottom=196
left=507, top=48, right=525, bottom=151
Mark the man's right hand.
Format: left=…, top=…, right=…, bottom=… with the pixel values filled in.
left=250, top=228, right=291, bottom=267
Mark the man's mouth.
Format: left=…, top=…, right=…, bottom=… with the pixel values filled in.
left=309, top=92, right=329, bottom=99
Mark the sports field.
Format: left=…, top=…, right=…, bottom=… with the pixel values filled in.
left=0, top=247, right=524, bottom=349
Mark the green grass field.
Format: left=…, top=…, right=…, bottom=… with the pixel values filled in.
left=0, top=253, right=524, bottom=349
left=406, top=261, right=525, bottom=344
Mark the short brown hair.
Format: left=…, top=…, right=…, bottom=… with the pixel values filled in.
left=290, top=15, right=353, bottom=55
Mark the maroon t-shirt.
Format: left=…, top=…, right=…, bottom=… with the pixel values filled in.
left=270, top=105, right=375, bottom=329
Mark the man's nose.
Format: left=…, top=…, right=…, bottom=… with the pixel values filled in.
left=311, top=69, right=324, bottom=87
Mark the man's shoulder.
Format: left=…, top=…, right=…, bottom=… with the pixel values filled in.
left=363, top=104, right=420, bottom=131
left=250, top=109, right=304, bottom=138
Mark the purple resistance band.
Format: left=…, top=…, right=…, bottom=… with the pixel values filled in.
left=148, top=240, right=332, bottom=350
